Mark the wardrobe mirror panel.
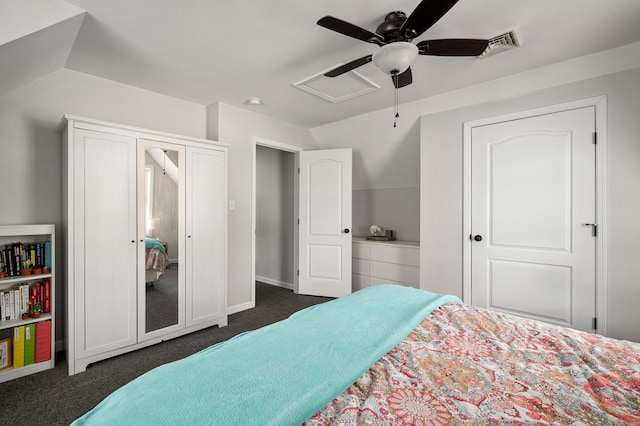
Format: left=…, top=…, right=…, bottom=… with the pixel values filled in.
left=143, top=146, right=180, bottom=333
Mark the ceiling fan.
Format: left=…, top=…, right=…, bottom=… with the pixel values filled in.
left=317, top=0, right=489, bottom=89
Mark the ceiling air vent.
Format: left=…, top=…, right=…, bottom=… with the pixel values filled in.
left=479, top=30, right=520, bottom=58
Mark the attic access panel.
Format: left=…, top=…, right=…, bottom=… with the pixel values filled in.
left=293, top=69, right=381, bottom=103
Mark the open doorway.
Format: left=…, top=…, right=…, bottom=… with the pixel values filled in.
left=252, top=138, right=301, bottom=305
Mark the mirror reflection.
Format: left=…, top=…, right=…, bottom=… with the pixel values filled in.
left=144, top=147, right=179, bottom=333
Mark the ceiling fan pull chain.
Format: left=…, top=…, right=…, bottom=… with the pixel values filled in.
left=393, top=74, right=399, bottom=128
left=393, top=75, right=397, bottom=127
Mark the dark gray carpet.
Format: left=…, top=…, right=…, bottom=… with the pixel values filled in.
left=145, top=265, right=179, bottom=332
left=0, top=282, right=332, bottom=426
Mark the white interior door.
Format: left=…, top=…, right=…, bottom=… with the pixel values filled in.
left=298, top=149, right=352, bottom=297
left=471, top=107, right=596, bottom=332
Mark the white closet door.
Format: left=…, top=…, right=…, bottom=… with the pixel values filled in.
left=185, top=146, right=227, bottom=327
left=73, top=129, right=138, bottom=358
left=470, top=107, right=596, bottom=332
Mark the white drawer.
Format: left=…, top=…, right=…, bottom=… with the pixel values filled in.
left=370, top=260, right=419, bottom=285
left=369, top=244, right=419, bottom=267
left=352, top=258, right=369, bottom=276
left=352, top=242, right=370, bottom=259
left=369, top=276, right=418, bottom=289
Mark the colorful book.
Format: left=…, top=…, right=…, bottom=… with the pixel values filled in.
left=19, top=284, right=30, bottom=316
left=13, top=326, right=25, bottom=368
left=44, top=241, right=51, bottom=270
left=35, top=321, right=51, bottom=363
left=24, top=323, right=35, bottom=365
left=42, top=280, right=51, bottom=313
left=3, top=291, right=10, bottom=320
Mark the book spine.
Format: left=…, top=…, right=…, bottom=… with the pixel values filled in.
left=8, top=291, right=15, bottom=320
left=19, top=284, right=30, bottom=316
left=13, top=326, right=25, bottom=369
left=35, top=242, right=43, bottom=268
left=29, top=244, right=36, bottom=266
left=42, top=280, right=51, bottom=313
left=35, top=321, right=51, bottom=363
left=6, top=245, right=15, bottom=276
left=13, top=289, right=20, bottom=319
left=24, top=323, right=35, bottom=365
left=13, top=243, right=21, bottom=275
left=0, top=247, right=6, bottom=275
left=44, top=242, right=51, bottom=270
left=0, top=291, right=5, bottom=320
left=36, top=283, right=42, bottom=305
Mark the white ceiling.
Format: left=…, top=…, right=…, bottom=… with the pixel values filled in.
left=4, top=0, right=640, bottom=128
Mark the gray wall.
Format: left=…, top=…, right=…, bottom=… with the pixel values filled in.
left=352, top=188, right=419, bottom=241
left=312, top=109, right=421, bottom=243
left=255, top=145, right=295, bottom=287
left=212, top=103, right=320, bottom=312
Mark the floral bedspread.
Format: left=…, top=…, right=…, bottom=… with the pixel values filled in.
left=307, top=303, right=640, bottom=425
left=145, top=248, right=168, bottom=274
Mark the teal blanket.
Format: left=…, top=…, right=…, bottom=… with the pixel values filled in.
left=74, top=285, right=461, bottom=425
left=144, top=237, right=165, bottom=252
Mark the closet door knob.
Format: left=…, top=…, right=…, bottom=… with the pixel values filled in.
left=473, top=235, right=483, bottom=242
left=344, top=229, right=350, bottom=234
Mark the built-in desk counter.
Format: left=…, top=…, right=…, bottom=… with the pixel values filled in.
left=352, top=237, right=420, bottom=291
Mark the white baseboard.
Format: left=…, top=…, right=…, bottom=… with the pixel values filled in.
left=256, top=276, right=293, bottom=291
left=227, top=278, right=294, bottom=315
left=227, top=301, right=254, bottom=315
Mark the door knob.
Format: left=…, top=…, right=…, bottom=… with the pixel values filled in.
left=473, top=235, right=482, bottom=242
left=344, top=228, right=350, bottom=234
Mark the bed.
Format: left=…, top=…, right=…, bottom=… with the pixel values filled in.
left=72, top=285, right=640, bottom=425
left=144, top=237, right=169, bottom=284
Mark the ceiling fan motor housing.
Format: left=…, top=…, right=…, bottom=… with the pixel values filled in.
left=376, top=11, right=410, bottom=42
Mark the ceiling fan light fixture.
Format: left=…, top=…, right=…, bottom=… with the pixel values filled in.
left=372, top=42, right=418, bottom=75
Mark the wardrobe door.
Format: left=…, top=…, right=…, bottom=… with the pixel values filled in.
left=137, top=139, right=185, bottom=341
left=73, top=129, right=137, bottom=358
left=185, top=146, right=227, bottom=327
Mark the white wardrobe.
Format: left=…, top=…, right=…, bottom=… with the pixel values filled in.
left=62, top=115, right=227, bottom=375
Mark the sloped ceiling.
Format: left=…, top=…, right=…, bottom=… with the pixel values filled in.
left=2, top=0, right=640, bottom=128
left=0, top=0, right=84, bottom=96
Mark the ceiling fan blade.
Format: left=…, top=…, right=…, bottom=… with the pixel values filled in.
left=417, top=38, right=489, bottom=56
left=401, top=0, right=459, bottom=39
left=392, top=67, right=413, bottom=88
left=324, top=55, right=373, bottom=77
left=318, top=16, right=384, bottom=44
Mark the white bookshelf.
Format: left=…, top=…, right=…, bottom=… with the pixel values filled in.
left=0, top=224, right=55, bottom=383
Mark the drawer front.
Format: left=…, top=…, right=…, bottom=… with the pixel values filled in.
left=369, top=245, right=419, bottom=267
left=352, top=274, right=370, bottom=291
left=352, top=258, right=370, bottom=276
left=352, top=242, right=370, bottom=259
left=369, top=276, right=418, bottom=289
left=369, top=260, right=419, bottom=285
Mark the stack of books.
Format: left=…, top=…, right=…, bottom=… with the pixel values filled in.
left=8, top=320, right=51, bottom=369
